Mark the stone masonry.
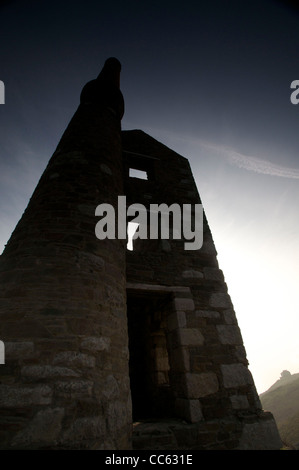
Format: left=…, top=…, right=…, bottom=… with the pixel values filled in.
left=123, top=130, right=282, bottom=449
left=0, top=58, right=282, bottom=449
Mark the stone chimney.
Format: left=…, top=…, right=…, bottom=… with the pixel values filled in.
left=0, top=58, right=131, bottom=449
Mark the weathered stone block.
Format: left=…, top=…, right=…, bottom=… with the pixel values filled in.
left=195, top=309, right=220, bottom=319
left=11, top=407, right=65, bottom=447
left=166, top=311, right=186, bottom=331
left=209, top=293, right=232, bottom=309
left=77, top=251, right=105, bottom=270
left=200, top=239, right=217, bottom=255
left=182, top=270, right=203, bottom=279
left=179, top=328, right=204, bottom=347
left=175, top=397, right=203, bottom=423
left=174, top=298, right=195, bottom=311
left=5, top=342, right=34, bottom=360
left=203, top=267, right=224, bottom=281
left=0, top=384, right=52, bottom=407
left=221, top=363, right=254, bottom=388
left=102, top=375, right=120, bottom=400
left=230, top=394, right=249, bottom=410
left=234, top=345, right=248, bottom=363
left=54, top=380, right=93, bottom=399
left=61, top=416, right=106, bottom=444
left=100, top=163, right=112, bottom=175
left=223, top=308, right=237, bottom=324
left=238, top=414, right=282, bottom=450
left=169, top=347, right=190, bottom=372
left=185, top=372, right=219, bottom=398
left=107, top=400, right=129, bottom=433
left=216, top=325, right=243, bottom=345
left=21, top=365, right=80, bottom=379
left=53, top=351, right=95, bottom=369
left=77, top=204, right=96, bottom=216
left=80, top=336, right=111, bottom=352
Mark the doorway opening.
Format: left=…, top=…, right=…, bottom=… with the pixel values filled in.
left=126, top=290, right=174, bottom=421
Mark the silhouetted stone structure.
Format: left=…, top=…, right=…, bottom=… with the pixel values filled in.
left=0, top=58, right=282, bottom=450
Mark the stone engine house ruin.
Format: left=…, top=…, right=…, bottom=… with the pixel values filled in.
left=0, top=58, right=282, bottom=449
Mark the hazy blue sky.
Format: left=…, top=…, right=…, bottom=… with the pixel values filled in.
left=0, top=0, right=298, bottom=393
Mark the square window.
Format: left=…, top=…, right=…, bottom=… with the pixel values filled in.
left=129, top=168, right=148, bottom=180
left=124, top=151, right=156, bottom=181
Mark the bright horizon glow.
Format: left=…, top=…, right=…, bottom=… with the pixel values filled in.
left=215, top=239, right=299, bottom=394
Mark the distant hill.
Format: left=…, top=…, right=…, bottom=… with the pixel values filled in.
left=260, top=370, right=299, bottom=449
left=278, top=411, right=299, bottom=449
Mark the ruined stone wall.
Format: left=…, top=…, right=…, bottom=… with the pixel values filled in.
left=0, top=64, right=282, bottom=449
left=123, top=130, right=282, bottom=449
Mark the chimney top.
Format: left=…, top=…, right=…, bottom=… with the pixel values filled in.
left=97, top=57, right=122, bottom=88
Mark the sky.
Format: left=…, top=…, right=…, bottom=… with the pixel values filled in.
left=0, top=0, right=298, bottom=394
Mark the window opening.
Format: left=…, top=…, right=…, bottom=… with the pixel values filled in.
left=129, top=168, right=148, bottom=180
left=127, top=222, right=140, bottom=251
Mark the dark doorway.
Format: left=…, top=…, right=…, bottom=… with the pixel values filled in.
left=126, top=291, right=174, bottom=421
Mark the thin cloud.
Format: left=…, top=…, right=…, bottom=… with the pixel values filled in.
left=141, top=127, right=299, bottom=180
left=202, top=141, right=299, bottom=179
